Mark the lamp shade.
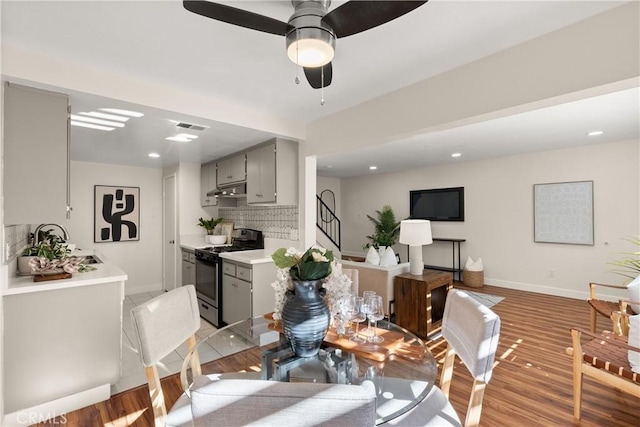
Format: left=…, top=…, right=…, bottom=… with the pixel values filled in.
left=399, top=220, right=433, bottom=246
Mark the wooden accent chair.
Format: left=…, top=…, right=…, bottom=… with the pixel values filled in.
left=130, top=285, right=202, bottom=427
left=388, top=289, right=501, bottom=427
left=587, top=282, right=635, bottom=332
left=567, top=311, right=640, bottom=420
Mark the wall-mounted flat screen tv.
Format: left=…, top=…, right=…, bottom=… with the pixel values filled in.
left=410, top=187, right=465, bottom=221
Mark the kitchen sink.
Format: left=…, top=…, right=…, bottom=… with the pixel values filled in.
left=82, top=255, right=103, bottom=264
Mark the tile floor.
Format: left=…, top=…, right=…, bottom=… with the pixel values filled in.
left=114, top=290, right=252, bottom=395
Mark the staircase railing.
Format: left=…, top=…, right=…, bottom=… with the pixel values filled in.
left=316, top=195, right=341, bottom=251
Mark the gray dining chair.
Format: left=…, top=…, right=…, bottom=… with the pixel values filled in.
left=389, top=289, right=501, bottom=427
left=130, top=285, right=202, bottom=427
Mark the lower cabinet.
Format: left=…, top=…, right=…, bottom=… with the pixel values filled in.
left=181, top=248, right=196, bottom=286
left=221, top=258, right=277, bottom=325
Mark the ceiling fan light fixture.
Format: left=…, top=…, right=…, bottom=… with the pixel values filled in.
left=287, top=36, right=334, bottom=67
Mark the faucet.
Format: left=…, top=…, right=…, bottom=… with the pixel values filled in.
left=33, top=223, right=70, bottom=246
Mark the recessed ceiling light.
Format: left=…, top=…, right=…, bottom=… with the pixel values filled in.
left=587, top=130, right=604, bottom=136
left=451, top=153, right=462, bottom=158
left=70, top=121, right=115, bottom=131
left=78, top=111, right=129, bottom=122
left=99, top=108, right=144, bottom=118
left=369, top=166, right=377, bottom=170
left=326, top=165, right=333, bottom=169
left=148, top=153, right=160, bottom=158
left=166, top=133, right=199, bottom=142
left=71, top=114, right=125, bottom=128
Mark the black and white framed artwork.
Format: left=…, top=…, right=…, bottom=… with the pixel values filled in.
left=94, top=185, right=140, bottom=243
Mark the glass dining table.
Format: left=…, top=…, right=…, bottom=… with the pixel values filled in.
left=181, top=315, right=438, bottom=425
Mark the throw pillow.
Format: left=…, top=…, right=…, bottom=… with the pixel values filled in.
left=365, top=246, right=380, bottom=265
left=628, top=314, right=640, bottom=374
left=627, top=276, right=640, bottom=314
left=379, top=247, right=398, bottom=267
left=465, top=257, right=484, bottom=272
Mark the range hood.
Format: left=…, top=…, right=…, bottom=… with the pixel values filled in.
left=206, top=182, right=247, bottom=198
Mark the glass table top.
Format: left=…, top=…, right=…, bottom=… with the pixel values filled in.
left=181, top=316, right=438, bottom=424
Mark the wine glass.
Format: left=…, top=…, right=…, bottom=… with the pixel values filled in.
left=361, top=291, right=376, bottom=334
left=348, top=296, right=367, bottom=344
left=339, top=294, right=356, bottom=336
left=367, top=295, right=385, bottom=343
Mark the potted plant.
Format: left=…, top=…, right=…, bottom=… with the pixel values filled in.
left=365, top=205, right=401, bottom=249
left=198, top=217, right=225, bottom=244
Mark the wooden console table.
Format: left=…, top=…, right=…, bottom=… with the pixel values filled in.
left=393, top=270, right=453, bottom=339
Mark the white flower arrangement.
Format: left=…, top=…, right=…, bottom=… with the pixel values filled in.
left=270, top=246, right=353, bottom=321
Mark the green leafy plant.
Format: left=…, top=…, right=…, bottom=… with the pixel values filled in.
left=365, top=205, right=401, bottom=248
left=23, top=232, right=69, bottom=260
left=609, top=236, right=640, bottom=280
left=272, top=247, right=334, bottom=281
left=197, top=217, right=224, bottom=235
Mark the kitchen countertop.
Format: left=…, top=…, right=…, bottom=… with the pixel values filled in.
left=180, top=234, right=210, bottom=251
left=219, top=249, right=274, bottom=265
left=4, top=250, right=127, bottom=296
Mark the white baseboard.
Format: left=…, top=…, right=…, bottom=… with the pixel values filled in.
left=3, top=384, right=110, bottom=426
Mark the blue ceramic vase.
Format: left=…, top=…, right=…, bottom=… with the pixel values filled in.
left=281, top=279, right=330, bottom=358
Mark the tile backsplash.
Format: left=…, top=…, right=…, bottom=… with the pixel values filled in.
left=219, top=202, right=299, bottom=240
left=4, top=224, right=30, bottom=262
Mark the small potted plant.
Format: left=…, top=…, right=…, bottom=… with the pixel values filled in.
left=197, top=217, right=226, bottom=244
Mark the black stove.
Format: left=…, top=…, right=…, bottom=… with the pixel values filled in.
left=195, top=229, right=264, bottom=261
left=194, top=228, right=263, bottom=327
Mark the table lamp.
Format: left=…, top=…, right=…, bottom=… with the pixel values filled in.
left=399, top=219, right=433, bottom=275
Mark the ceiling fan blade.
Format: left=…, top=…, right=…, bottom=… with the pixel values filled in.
left=304, top=63, right=333, bottom=89
left=183, top=1, right=291, bottom=36
left=323, top=1, right=428, bottom=38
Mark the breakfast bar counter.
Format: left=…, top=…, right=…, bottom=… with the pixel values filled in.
left=2, top=250, right=126, bottom=425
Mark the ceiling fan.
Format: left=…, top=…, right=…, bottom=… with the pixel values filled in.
left=183, top=0, right=428, bottom=89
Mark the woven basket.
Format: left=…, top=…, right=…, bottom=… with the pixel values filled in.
left=463, top=270, right=484, bottom=288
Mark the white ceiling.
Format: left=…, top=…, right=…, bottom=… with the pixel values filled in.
left=1, top=1, right=637, bottom=176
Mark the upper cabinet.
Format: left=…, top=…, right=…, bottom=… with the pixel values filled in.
left=3, top=82, right=71, bottom=224
left=246, top=139, right=298, bottom=205
left=200, top=162, right=217, bottom=207
left=217, top=154, right=246, bottom=186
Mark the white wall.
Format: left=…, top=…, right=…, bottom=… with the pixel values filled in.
left=341, top=139, right=639, bottom=300
left=68, top=161, right=163, bottom=294
left=174, top=162, right=216, bottom=237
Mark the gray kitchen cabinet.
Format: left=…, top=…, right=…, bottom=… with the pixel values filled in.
left=246, top=138, right=298, bottom=205
left=182, top=248, right=196, bottom=285
left=200, top=162, right=217, bottom=206
left=217, top=153, right=246, bottom=186
left=3, top=82, right=71, bottom=224
left=221, top=259, right=277, bottom=325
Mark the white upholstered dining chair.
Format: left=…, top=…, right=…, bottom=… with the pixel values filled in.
left=130, top=285, right=202, bottom=427
left=389, top=289, right=501, bottom=427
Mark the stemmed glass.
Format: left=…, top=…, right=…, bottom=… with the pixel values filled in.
left=348, top=296, right=367, bottom=344
left=367, top=295, right=385, bottom=343
left=361, top=291, right=376, bottom=335
left=339, top=294, right=356, bottom=337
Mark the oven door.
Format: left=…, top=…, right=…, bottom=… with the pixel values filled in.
left=195, top=257, right=220, bottom=326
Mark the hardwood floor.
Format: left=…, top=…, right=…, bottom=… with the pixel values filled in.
left=36, top=285, right=639, bottom=426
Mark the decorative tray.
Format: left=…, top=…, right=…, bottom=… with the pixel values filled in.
left=33, top=272, right=72, bottom=282
left=264, top=313, right=425, bottom=362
